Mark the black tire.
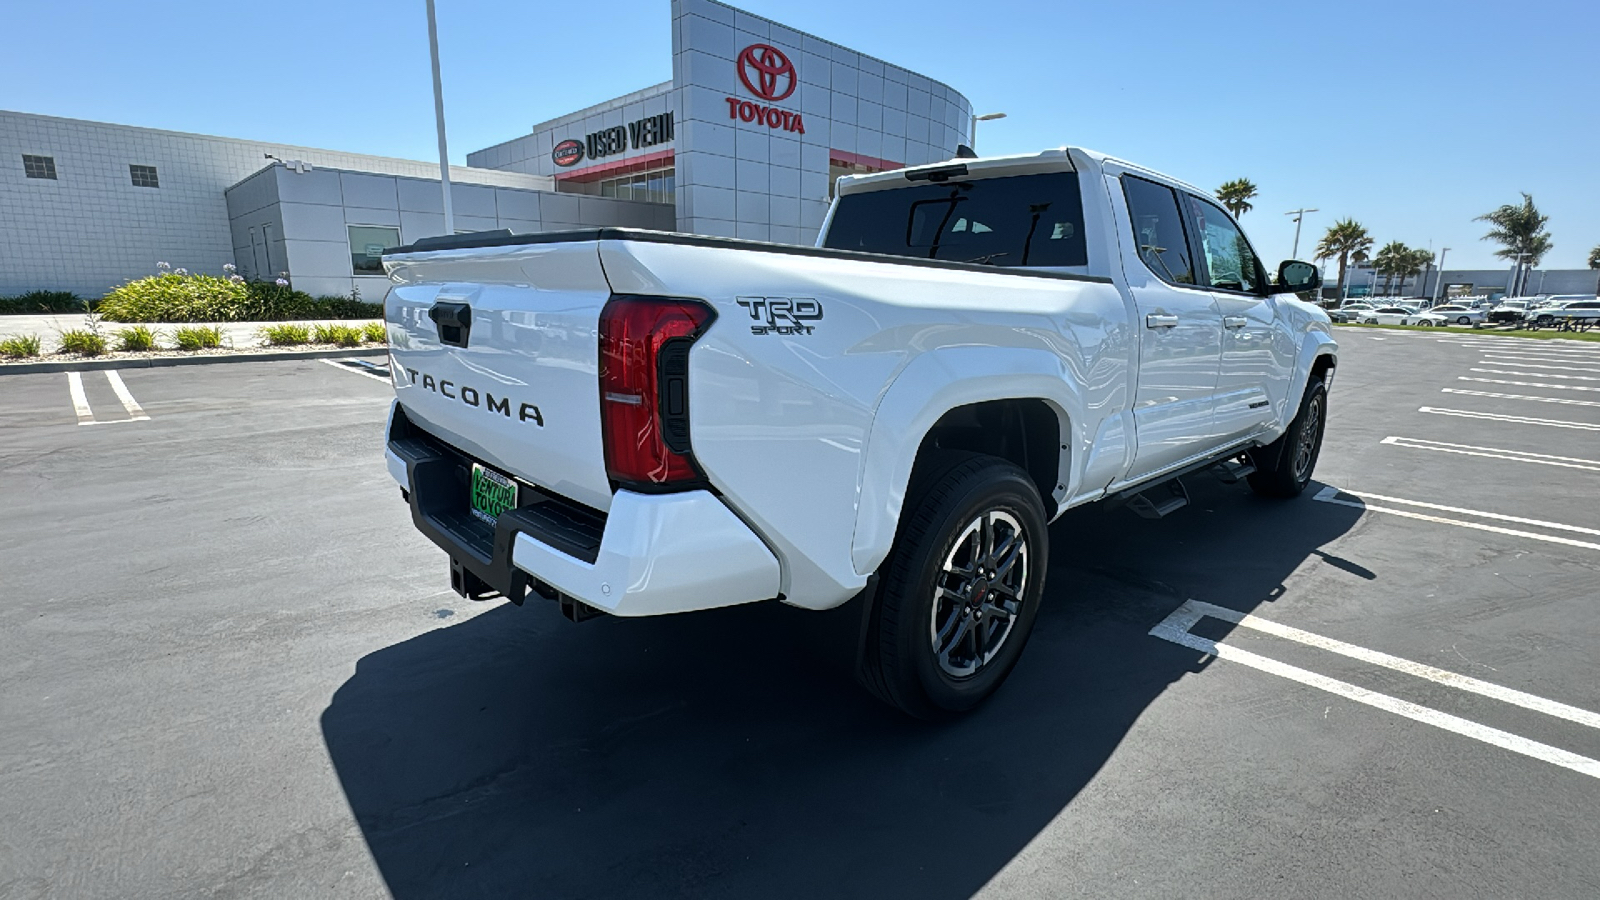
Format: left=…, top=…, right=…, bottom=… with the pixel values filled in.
left=1246, top=379, right=1328, bottom=499
left=1458, top=316, right=1472, bottom=326
left=859, top=453, right=1049, bottom=719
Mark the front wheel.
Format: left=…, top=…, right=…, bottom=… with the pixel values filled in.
left=859, top=454, right=1049, bottom=719
left=1458, top=316, right=1472, bottom=326
left=1246, top=378, right=1328, bottom=498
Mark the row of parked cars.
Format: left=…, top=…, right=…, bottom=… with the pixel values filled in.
left=1328, top=295, right=1600, bottom=329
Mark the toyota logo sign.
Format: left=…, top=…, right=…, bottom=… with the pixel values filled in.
left=737, top=43, right=796, bottom=102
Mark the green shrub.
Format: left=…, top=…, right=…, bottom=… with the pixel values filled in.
left=115, top=325, right=159, bottom=352
left=313, top=323, right=363, bottom=347
left=0, top=334, right=43, bottom=358
left=60, top=329, right=108, bottom=356
left=362, top=321, right=388, bottom=343
left=173, top=325, right=226, bottom=351
left=311, top=295, right=385, bottom=319
left=100, top=273, right=250, bottom=323
left=261, top=323, right=311, bottom=346
left=0, top=290, right=87, bottom=315
left=244, top=281, right=318, bottom=320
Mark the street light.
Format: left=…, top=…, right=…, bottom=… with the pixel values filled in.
left=1285, top=208, right=1318, bottom=260
left=426, top=0, right=455, bottom=234
left=969, top=112, right=1007, bottom=151
left=1431, top=247, right=1451, bottom=304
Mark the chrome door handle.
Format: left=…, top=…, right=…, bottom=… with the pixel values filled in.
left=1145, top=313, right=1179, bottom=329
left=1223, top=316, right=1248, bottom=329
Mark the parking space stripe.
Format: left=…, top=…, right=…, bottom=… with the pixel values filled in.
left=1441, top=387, right=1600, bottom=408
left=1459, top=376, right=1600, bottom=393
left=1380, top=436, right=1600, bottom=472
left=319, top=358, right=391, bottom=384
left=66, top=372, right=95, bottom=425
left=1470, top=360, right=1600, bottom=374
left=1150, top=601, right=1600, bottom=780
left=1417, top=407, right=1600, bottom=431
left=104, top=371, right=150, bottom=421
left=1481, top=353, right=1600, bottom=367
left=1470, top=367, right=1600, bottom=382
left=1312, top=486, right=1600, bottom=551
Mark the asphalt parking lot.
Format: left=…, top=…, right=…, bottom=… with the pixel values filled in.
left=2, top=334, right=1598, bottom=899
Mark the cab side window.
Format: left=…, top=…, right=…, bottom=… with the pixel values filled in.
left=1185, top=195, right=1263, bottom=294
left=1121, top=176, right=1196, bottom=286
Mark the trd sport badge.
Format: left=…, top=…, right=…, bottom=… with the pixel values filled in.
left=736, top=297, right=822, bottom=335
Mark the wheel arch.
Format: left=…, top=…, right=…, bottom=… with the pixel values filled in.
left=850, top=347, right=1086, bottom=578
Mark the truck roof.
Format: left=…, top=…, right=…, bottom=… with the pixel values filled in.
left=836, top=147, right=1212, bottom=204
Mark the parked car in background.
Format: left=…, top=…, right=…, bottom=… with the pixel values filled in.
left=1488, top=298, right=1532, bottom=324
left=1417, top=305, right=1487, bottom=326
left=1360, top=306, right=1429, bottom=325
left=1329, top=302, right=1376, bottom=323
left=1545, top=299, right=1600, bottom=329
left=1528, top=301, right=1573, bottom=327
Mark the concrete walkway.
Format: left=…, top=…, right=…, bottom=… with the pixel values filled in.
left=0, top=314, right=381, bottom=353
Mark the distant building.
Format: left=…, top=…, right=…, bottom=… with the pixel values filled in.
left=0, top=0, right=971, bottom=298
left=1333, top=263, right=1598, bottom=300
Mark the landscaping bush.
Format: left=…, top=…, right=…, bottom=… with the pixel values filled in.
left=362, top=321, right=388, bottom=343
left=59, top=329, right=108, bottom=356
left=313, top=323, right=364, bottom=347
left=311, top=294, right=385, bottom=319
left=0, top=290, right=87, bottom=315
left=173, top=325, right=226, bottom=351
left=99, top=272, right=250, bottom=323
left=115, top=325, right=159, bottom=352
left=0, top=335, right=43, bottom=358
left=261, top=323, right=311, bottom=346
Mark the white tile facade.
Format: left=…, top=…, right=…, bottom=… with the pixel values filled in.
left=224, top=165, right=675, bottom=298
left=0, top=111, right=554, bottom=297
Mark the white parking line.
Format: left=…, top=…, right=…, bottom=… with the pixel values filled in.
left=104, top=371, right=150, bottom=421
left=1470, top=367, right=1600, bottom=382
left=1482, top=353, right=1600, bottom=367
left=1150, top=600, right=1600, bottom=780
left=1459, top=376, right=1600, bottom=393
left=1472, top=360, right=1600, bottom=374
left=66, top=372, right=94, bottom=425
left=1441, top=388, right=1600, bottom=408
left=319, top=358, right=391, bottom=383
left=1380, top=436, right=1600, bottom=472
left=1312, top=486, right=1600, bottom=551
left=1418, top=406, right=1600, bottom=431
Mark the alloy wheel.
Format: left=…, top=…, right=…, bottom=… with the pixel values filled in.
left=929, top=510, right=1029, bottom=678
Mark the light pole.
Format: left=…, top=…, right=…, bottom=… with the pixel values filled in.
left=1431, top=247, right=1450, bottom=304
left=426, top=0, right=455, bottom=234
left=1285, top=208, right=1319, bottom=259
left=969, top=112, right=1006, bottom=151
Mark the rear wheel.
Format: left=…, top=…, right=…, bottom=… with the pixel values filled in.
left=1246, top=378, right=1327, bottom=499
left=859, top=454, right=1048, bottom=719
left=1458, top=316, right=1472, bottom=325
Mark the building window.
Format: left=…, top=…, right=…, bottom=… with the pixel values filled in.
left=560, top=165, right=674, bottom=204
left=23, top=155, right=57, bottom=180
left=349, top=225, right=401, bottom=274
left=130, top=164, right=160, bottom=188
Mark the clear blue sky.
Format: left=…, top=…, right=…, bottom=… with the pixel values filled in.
left=6, top=0, right=1596, bottom=270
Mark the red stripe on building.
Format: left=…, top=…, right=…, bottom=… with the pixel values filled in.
left=829, top=149, right=903, bottom=172
left=554, top=149, right=675, bottom=183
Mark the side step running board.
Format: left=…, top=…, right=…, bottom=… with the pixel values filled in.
left=1126, top=478, right=1190, bottom=519
left=1210, top=455, right=1257, bottom=484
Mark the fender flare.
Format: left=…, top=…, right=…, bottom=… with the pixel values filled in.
left=849, top=346, right=1087, bottom=577
left=1282, top=331, right=1338, bottom=433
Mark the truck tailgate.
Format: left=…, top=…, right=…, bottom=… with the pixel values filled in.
left=384, top=241, right=614, bottom=513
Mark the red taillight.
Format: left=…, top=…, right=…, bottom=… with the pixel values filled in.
left=599, top=296, right=714, bottom=488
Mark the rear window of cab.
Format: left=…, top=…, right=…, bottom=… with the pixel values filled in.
left=823, top=173, right=1089, bottom=267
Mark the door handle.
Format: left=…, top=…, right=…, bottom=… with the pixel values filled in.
left=1223, top=316, right=1248, bottom=330
left=1145, top=313, right=1179, bottom=329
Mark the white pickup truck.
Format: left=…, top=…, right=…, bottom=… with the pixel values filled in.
left=380, top=147, right=1337, bottom=717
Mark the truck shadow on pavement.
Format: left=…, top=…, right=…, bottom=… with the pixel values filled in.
left=321, top=479, right=1363, bottom=899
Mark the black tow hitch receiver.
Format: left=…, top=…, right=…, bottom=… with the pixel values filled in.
left=450, top=557, right=504, bottom=602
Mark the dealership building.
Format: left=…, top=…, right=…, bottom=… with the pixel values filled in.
left=0, top=0, right=973, bottom=299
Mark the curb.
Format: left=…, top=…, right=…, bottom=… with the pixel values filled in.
left=1, top=346, right=389, bottom=376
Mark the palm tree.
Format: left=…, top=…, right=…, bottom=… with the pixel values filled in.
left=1371, top=241, right=1414, bottom=296
left=1313, top=219, right=1374, bottom=298
left=1588, top=244, right=1600, bottom=270
left=1475, top=193, right=1554, bottom=268
left=1401, top=248, right=1434, bottom=298
left=1215, top=178, right=1258, bottom=219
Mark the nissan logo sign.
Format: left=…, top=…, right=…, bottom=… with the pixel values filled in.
left=552, top=139, right=584, bottom=167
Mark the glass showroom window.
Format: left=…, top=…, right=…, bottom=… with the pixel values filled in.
left=596, top=167, right=675, bottom=203
left=130, top=164, right=160, bottom=188
left=349, top=225, right=401, bottom=274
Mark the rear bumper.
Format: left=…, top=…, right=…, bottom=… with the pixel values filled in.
left=385, top=401, right=781, bottom=617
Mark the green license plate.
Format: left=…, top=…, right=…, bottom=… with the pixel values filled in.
left=469, top=463, right=519, bottom=525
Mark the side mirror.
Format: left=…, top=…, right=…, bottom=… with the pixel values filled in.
left=1273, top=260, right=1321, bottom=295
